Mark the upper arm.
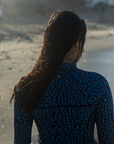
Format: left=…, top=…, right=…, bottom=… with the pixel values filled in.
left=95, top=77, right=114, bottom=144
left=14, top=99, right=33, bottom=144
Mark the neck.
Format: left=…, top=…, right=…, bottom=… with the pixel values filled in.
left=62, top=59, right=73, bottom=64
left=62, top=57, right=74, bottom=63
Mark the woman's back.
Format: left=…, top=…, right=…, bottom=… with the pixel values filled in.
left=14, top=63, right=114, bottom=144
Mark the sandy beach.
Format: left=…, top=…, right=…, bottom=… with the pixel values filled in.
left=0, top=1, right=114, bottom=143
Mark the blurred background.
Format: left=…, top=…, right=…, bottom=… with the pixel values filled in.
left=0, top=0, right=114, bottom=144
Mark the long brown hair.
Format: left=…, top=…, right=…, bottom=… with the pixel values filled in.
left=10, top=10, right=87, bottom=112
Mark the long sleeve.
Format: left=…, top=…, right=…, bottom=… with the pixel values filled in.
left=14, top=100, right=33, bottom=144
left=95, top=77, right=114, bottom=144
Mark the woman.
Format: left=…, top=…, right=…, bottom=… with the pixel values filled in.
left=10, top=10, right=114, bottom=144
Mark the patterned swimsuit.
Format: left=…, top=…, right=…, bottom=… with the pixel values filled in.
left=14, top=63, right=114, bottom=144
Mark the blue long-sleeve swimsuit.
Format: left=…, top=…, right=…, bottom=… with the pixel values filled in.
left=14, top=63, right=114, bottom=144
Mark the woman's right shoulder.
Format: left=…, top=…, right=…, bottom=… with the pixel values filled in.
left=77, top=68, right=108, bottom=82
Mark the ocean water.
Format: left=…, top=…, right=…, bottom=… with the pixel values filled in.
left=86, top=0, right=114, bottom=7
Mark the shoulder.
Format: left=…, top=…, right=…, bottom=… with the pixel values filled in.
left=14, top=82, right=34, bottom=106
left=76, top=68, right=110, bottom=91
left=77, top=68, right=112, bottom=99
left=77, top=68, right=107, bottom=81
